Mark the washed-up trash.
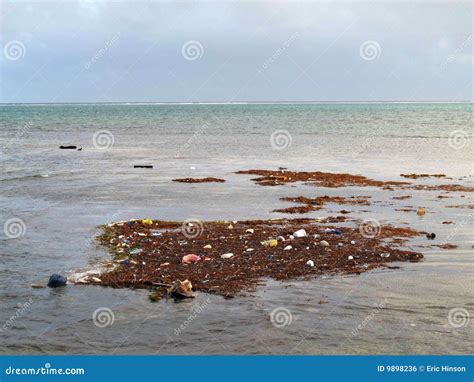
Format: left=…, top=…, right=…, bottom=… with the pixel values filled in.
left=284, top=245, right=292, bottom=251
left=325, top=229, right=342, bottom=235
left=47, top=273, right=67, bottom=288
left=167, top=279, right=194, bottom=300
left=150, top=230, right=162, bottom=237
left=426, top=233, right=436, bottom=240
left=306, top=260, right=314, bottom=267
left=293, top=229, right=307, bottom=238
left=59, top=145, right=77, bottom=149
left=182, top=254, right=200, bottom=265
left=245, top=228, right=254, bottom=234
left=380, top=253, right=390, bottom=258
left=350, top=240, right=356, bottom=245
left=134, top=165, right=153, bottom=169
left=417, top=207, right=426, bottom=216
left=320, top=240, right=329, bottom=247
left=31, top=284, right=46, bottom=289
left=262, top=239, right=278, bottom=248
left=129, top=248, right=142, bottom=255
left=141, top=219, right=153, bottom=225
left=348, top=255, right=354, bottom=260
left=246, top=248, right=254, bottom=252
left=221, top=253, right=234, bottom=259
left=203, top=244, right=212, bottom=249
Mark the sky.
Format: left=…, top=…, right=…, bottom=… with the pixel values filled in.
left=1, top=0, right=473, bottom=103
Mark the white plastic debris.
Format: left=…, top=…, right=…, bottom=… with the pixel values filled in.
left=284, top=245, right=292, bottom=251
left=246, top=228, right=254, bottom=234
left=306, top=260, right=315, bottom=267
left=380, top=253, right=390, bottom=258
left=203, top=244, right=212, bottom=249
left=246, top=248, right=254, bottom=252
left=314, top=234, right=320, bottom=239
left=350, top=240, right=356, bottom=245
left=221, top=253, right=234, bottom=259
left=320, top=240, right=330, bottom=247
left=289, top=235, right=295, bottom=240
left=293, top=229, right=307, bottom=238
left=348, top=255, right=354, bottom=260
left=338, top=242, right=343, bottom=247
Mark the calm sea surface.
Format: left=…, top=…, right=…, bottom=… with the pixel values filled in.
left=0, top=103, right=472, bottom=354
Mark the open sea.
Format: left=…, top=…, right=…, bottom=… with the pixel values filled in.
left=0, top=103, right=472, bottom=354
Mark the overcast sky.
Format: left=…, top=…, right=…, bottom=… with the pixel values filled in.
left=1, top=1, right=472, bottom=103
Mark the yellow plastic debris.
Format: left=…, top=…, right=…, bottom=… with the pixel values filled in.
left=142, top=219, right=153, bottom=225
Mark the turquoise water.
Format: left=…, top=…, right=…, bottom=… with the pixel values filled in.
left=0, top=103, right=472, bottom=354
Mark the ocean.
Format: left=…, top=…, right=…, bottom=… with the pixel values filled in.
left=0, top=103, right=472, bottom=354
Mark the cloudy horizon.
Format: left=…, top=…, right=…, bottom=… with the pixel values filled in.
left=1, top=1, right=473, bottom=103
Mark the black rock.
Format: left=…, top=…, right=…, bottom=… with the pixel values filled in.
left=47, top=273, right=67, bottom=288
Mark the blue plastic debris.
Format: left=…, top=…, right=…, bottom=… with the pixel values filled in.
left=325, top=229, right=342, bottom=235
left=47, top=274, right=67, bottom=288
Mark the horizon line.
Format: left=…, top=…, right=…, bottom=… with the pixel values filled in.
left=1, top=100, right=472, bottom=106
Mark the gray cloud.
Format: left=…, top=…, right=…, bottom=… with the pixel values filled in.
left=1, top=1, right=472, bottom=102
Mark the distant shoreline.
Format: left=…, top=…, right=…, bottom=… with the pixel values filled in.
left=1, top=100, right=472, bottom=106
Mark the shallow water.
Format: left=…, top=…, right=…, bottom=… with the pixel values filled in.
left=0, top=103, right=472, bottom=354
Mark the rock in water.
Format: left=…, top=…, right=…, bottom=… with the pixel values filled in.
left=47, top=274, right=67, bottom=288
